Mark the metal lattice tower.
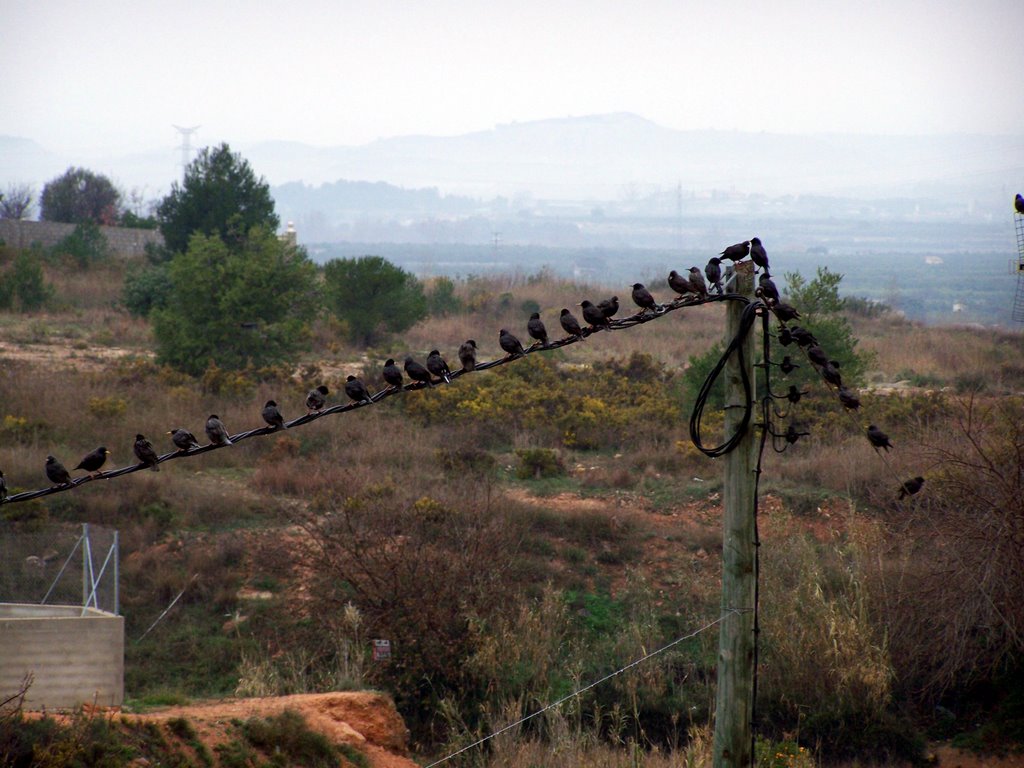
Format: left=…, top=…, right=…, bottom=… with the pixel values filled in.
left=1014, top=210, right=1024, bottom=323
left=173, top=124, right=200, bottom=179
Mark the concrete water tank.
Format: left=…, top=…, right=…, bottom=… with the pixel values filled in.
left=0, top=603, right=123, bottom=710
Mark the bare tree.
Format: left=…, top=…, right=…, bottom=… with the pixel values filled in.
left=879, top=394, right=1024, bottom=699
left=0, top=183, right=35, bottom=220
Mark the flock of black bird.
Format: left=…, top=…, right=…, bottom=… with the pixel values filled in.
left=0, top=235, right=923, bottom=505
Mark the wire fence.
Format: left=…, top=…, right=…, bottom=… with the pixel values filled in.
left=0, top=522, right=118, bottom=615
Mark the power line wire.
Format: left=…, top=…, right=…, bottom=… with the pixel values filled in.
left=0, top=291, right=748, bottom=506
left=423, top=611, right=735, bottom=768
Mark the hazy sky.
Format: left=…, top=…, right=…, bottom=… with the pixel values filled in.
left=3, top=0, right=1023, bottom=155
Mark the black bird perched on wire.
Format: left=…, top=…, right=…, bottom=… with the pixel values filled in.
left=499, top=328, right=526, bottom=358
left=720, top=240, right=750, bottom=261
left=262, top=400, right=286, bottom=430
left=168, top=428, right=200, bottom=452
left=75, top=446, right=111, bottom=477
left=405, top=356, right=433, bottom=387
left=458, top=340, right=478, bottom=372
left=688, top=267, right=709, bottom=298
left=581, top=300, right=609, bottom=330
left=778, top=328, right=794, bottom=346
left=382, top=359, right=404, bottom=390
left=306, top=385, right=329, bottom=413
left=806, top=344, right=829, bottom=367
left=837, top=387, right=861, bottom=410
left=773, top=303, right=801, bottom=323
left=789, top=326, right=817, bottom=347
left=820, top=361, right=843, bottom=388
left=705, top=257, right=723, bottom=294
left=597, top=296, right=619, bottom=318
left=527, top=313, right=549, bottom=347
left=898, top=476, right=925, bottom=499
left=750, top=237, right=769, bottom=271
left=345, top=375, right=373, bottom=405
left=133, top=434, right=160, bottom=471
left=1016, top=193, right=1024, bottom=215
left=867, top=424, right=893, bottom=452
left=758, top=272, right=780, bottom=305
left=668, top=270, right=691, bottom=297
left=559, top=309, right=583, bottom=338
left=631, top=283, right=658, bottom=313
left=780, top=355, right=798, bottom=375
left=427, top=349, right=453, bottom=383
left=206, top=415, right=233, bottom=446
left=45, top=455, right=72, bottom=487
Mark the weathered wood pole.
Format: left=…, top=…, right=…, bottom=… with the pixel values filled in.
left=713, top=260, right=758, bottom=768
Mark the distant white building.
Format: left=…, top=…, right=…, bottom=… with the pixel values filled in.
left=925, top=255, right=944, bottom=265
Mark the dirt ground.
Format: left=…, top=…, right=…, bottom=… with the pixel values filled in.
left=126, top=691, right=418, bottom=768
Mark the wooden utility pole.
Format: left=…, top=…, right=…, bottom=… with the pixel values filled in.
left=713, top=261, right=758, bottom=768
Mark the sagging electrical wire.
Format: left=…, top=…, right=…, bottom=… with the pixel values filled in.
left=0, top=290, right=747, bottom=506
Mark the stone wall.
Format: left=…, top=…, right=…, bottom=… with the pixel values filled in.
left=0, top=219, right=163, bottom=258
left=0, top=603, right=124, bottom=709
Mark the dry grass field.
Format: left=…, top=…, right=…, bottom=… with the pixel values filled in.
left=2, top=252, right=1023, bottom=767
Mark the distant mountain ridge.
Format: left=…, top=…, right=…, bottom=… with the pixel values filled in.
left=3, top=113, right=1022, bottom=202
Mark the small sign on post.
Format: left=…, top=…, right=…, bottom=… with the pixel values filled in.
left=372, top=639, right=391, bottom=662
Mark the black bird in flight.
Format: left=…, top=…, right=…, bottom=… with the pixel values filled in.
left=631, top=283, right=658, bottom=313
left=345, top=375, right=373, bottom=405
left=133, top=434, right=160, bottom=471
left=75, top=446, right=111, bottom=477
left=559, top=309, right=583, bottom=338
left=45, top=455, right=72, bottom=487
left=837, top=387, right=861, bottom=410
left=581, top=300, right=609, bottom=330
left=705, top=257, right=723, bottom=294
left=688, top=267, right=709, bottom=299
left=458, top=340, right=478, bottom=371
left=168, top=428, right=200, bottom=452
left=758, top=272, right=780, bottom=305
left=749, top=237, right=769, bottom=271
left=206, top=415, right=233, bottom=446
left=499, top=328, right=526, bottom=358
left=427, top=349, right=453, bottom=383
left=382, top=359, right=404, bottom=390
left=720, top=240, right=750, bottom=261
left=1016, top=193, right=1024, bottom=215
left=597, top=296, right=619, bottom=318
left=405, top=356, right=433, bottom=387
left=306, top=385, right=330, bottom=412
left=527, top=313, right=549, bottom=346
left=867, top=424, right=893, bottom=452
left=898, top=476, right=925, bottom=499
left=668, top=270, right=691, bottom=297
left=262, top=400, right=286, bottom=430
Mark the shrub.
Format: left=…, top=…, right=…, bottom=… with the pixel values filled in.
left=0, top=250, right=53, bottom=311
left=122, top=263, right=171, bottom=317
left=515, top=447, right=565, bottom=479
left=51, top=221, right=110, bottom=268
